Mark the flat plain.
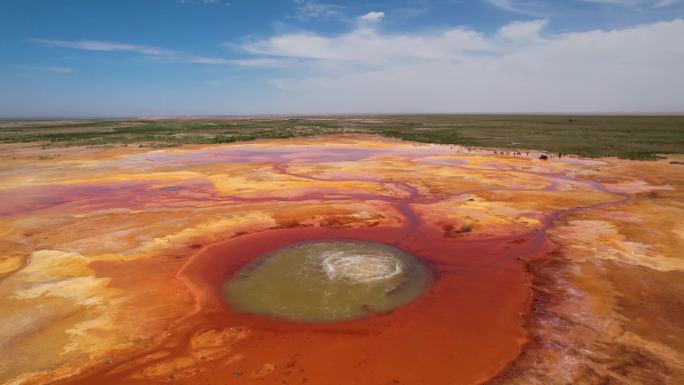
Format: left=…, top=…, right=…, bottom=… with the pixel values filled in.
left=2, top=115, right=683, bottom=159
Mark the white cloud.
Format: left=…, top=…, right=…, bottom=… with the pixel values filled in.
left=579, top=0, right=682, bottom=7
left=497, top=19, right=549, bottom=41
left=14, top=65, right=74, bottom=74
left=359, top=11, right=385, bottom=22
left=654, top=0, right=680, bottom=7
left=31, top=38, right=232, bottom=65
left=185, top=55, right=231, bottom=64
left=579, top=0, right=638, bottom=5
left=292, top=0, right=344, bottom=20
left=230, top=58, right=298, bottom=68
left=243, top=27, right=490, bottom=63
left=487, top=0, right=523, bottom=12
left=485, top=0, right=548, bottom=16
left=30, top=39, right=174, bottom=56
left=239, top=18, right=684, bottom=113
left=490, top=0, right=683, bottom=14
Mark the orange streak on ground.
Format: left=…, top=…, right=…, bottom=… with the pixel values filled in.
left=69, top=222, right=544, bottom=385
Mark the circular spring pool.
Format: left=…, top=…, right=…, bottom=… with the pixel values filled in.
left=222, top=241, right=432, bottom=322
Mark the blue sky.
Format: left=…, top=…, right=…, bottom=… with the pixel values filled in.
left=1, top=0, right=683, bottom=117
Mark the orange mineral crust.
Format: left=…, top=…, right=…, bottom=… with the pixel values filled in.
left=0, top=135, right=682, bottom=385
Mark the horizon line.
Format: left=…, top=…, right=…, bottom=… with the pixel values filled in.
left=2, top=112, right=684, bottom=121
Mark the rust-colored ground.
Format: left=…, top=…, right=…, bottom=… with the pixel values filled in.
left=0, top=135, right=682, bottom=385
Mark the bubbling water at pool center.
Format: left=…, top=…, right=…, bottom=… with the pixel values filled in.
left=223, top=241, right=432, bottom=322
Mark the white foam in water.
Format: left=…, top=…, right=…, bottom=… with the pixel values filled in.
left=321, top=251, right=403, bottom=283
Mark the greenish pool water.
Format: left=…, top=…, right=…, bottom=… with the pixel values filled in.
left=222, top=241, right=432, bottom=322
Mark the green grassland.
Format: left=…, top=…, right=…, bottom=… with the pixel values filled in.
left=1, top=115, right=683, bottom=160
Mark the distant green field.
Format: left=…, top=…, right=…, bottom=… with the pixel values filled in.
left=1, top=115, right=683, bottom=160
